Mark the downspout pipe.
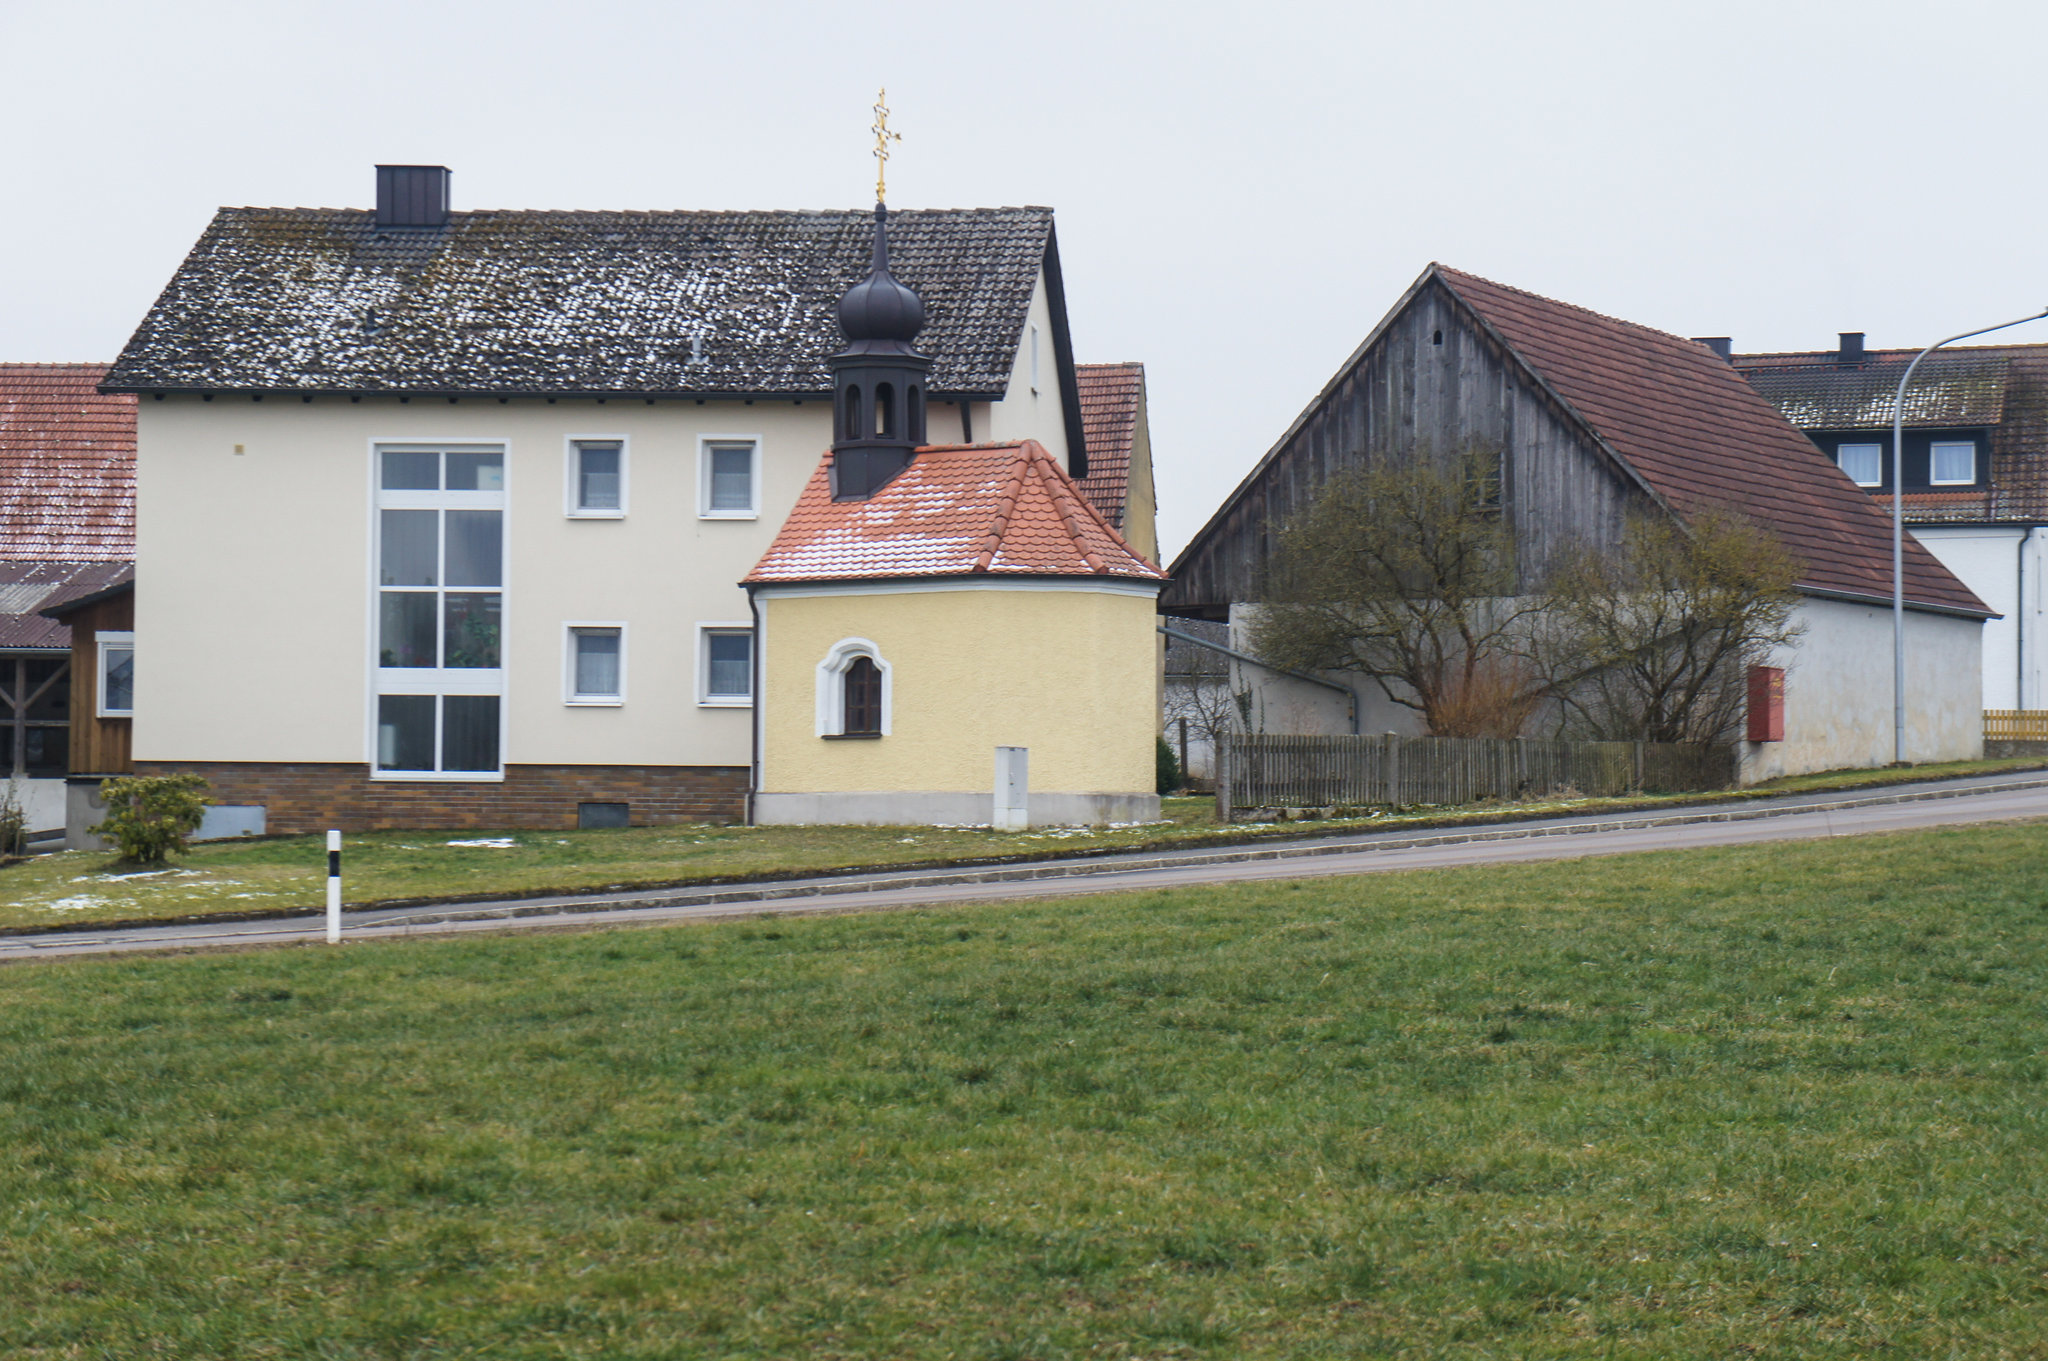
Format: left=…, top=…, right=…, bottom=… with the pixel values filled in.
left=2021, top=526, right=2038, bottom=711
left=745, top=587, right=762, bottom=825
left=1157, top=624, right=1361, bottom=735
left=1890, top=307, right=2048, bottom=764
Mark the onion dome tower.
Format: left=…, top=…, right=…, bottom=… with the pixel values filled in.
left=829, top=204, right=931, bottom=500
left=830, top=94, right=932, bottom=500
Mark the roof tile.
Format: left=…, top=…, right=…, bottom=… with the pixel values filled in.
left=1436, top=267, right=1985, bottom=616
left=105, top=207, right=1053, bottom=397
left=746, top=440, right=1167, bottom=585
left=0, top=364, right=136, bottom=564
left=1074, top=362, right=1143, bottom=529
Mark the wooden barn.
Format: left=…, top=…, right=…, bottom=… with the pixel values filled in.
left=1163, top=264, right=1990, bottom=781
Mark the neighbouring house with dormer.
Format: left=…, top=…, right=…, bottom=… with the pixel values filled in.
left=1733, top=335, right=2048, bottom=713
left=97, top=165, right=1157, bottom=834
left=1164, top=265, right=1990, bottom=781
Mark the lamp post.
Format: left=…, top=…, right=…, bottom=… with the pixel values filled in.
left=1889, top=308, right=2048, bottom=765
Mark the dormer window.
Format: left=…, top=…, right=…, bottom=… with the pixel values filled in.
left=1837, top=442, right=1883, bottom=487
left=1930, top=440, right=1976, bottom=486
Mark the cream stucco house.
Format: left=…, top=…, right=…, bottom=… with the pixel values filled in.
left=98, top=165, right=1149, bottom=832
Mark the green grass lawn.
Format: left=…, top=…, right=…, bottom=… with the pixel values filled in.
left=3, top=756, right=2043, bottom=934
left=4, top=823, right=2047, bottom=1358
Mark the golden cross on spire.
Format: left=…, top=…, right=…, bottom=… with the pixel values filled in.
left=871, top=88, right=901, bottom=205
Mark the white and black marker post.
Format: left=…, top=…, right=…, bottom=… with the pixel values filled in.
left=326, top=830, right=342, bottom=944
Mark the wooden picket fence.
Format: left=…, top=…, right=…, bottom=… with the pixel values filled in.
left=1984, top=710, right=2048, bottom=742
left=1217, top=733, right=1736, bottom=813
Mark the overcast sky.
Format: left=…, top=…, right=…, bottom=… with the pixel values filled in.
left=4, top=0, right=2044, bottom=559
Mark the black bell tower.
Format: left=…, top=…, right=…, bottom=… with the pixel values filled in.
left=829, top=202, right=931, bottom=500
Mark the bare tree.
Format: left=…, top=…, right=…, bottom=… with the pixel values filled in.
left=1162, top=622, right=1254, bottom=784
left=1248, top=447, right=1547, bottom=737
left=1535, top=509, right=1804, bottom=743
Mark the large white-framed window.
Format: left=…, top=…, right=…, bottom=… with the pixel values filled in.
left=565, top=623, right=626, bottom=705
left=1836, top=442, right=1883, bottom=487
left=96, top=631, right=134, bottom=718
left=815, top=637, right=891, bottom=737
left=699, top=435, right=761, bottom=519
left=372, top=443, right=506, bottom=779
left=1930, top=440, right=1977, bottom=486
left=565, top=436, right=627, bottom=518
left=698, top=624, right=754, bottom=706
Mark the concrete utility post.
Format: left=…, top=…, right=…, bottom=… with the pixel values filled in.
left=1889, top=307, right=2048, bottom=764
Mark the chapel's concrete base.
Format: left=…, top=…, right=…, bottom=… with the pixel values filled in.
left=753, top=791, right=1161, bottom=828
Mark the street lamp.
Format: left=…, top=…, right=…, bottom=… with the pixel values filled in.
left=1889, top=307, right=2048, bottom=765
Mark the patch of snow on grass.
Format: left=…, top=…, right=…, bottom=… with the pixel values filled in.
left=447, top=838, right=519, bottom=849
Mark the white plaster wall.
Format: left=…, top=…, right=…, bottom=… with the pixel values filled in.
left=983, top=274, right=1069, bottom=471
left=1215, top=605, right=1425, bottom=738
left=134, top=376, right=1059, bottom=770
left=11, top=777, right=65, bottom=836
left=1740, top=598, right=1984, bottom=783
left=1911, top=525, right=2045, bottom=710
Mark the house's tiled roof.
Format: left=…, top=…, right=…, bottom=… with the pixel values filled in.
left=103, top=207, right=1054, bottom=398
left=1436, top=267, right=1987, bottom=616
left=1736, top=352, right=2010, bottom=429
left=746, top=440, right=1167, bottom=586
left=0, top=365, right=136, bottom=563
left=0, top=561, right=132, bottom=650
left=1074, top=362, right=1143, bottom=530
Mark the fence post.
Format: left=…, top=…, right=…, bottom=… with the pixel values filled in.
left=1215, top=734, right=1233, bottom=825
left=1384, top=732, right=1401, bottom=807
left=1634, top=740, right=1644, bottom=791
left=1177, top=717, right=1189, bottom=789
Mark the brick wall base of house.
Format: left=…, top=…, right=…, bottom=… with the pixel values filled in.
left=129, top=762, right=749, bottom=834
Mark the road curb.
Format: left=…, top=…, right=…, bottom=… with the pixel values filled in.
left=358, top=774, right=2048, bottom=929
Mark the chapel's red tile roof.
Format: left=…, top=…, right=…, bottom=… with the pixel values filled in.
left=1436, top=267, right=1987, bottom=616
left=0, top=364, right=136, bottom=562
left=1074, top=362, right=1143, bottom=530
left=745, top=439, right=1167, bottom=585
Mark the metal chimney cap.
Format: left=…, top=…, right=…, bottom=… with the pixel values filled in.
left=375, top=165, right=452, bottom=229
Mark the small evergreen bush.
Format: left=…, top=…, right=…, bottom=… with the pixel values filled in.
left=90, top=774, right=211, bottom=866
left=1156, top=735, right=1183, bottom=795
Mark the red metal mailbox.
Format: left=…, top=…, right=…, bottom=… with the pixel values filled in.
left=1747, top=665, right=1785, bottom=743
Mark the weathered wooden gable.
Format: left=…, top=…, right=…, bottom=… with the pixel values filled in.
left=1164, top=274, right=1649, bottom=613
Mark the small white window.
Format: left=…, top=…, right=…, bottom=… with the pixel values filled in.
left=1930, top=440, right=1976, bottom=486
left=1837, top=442, right=1883, bottom=487
left=97, top=631, right=135, bottom=717
left=567, top=437, right=626, bottom=517
left=565, top=624, right=625, bottom=705
left=700, top=437, right=760, bottom=518
left=699, top=625, right=754, bottom=706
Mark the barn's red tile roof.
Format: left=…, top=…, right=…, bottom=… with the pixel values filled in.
left=746, top=439, right=1166, bottom=585
left=0, top=364, right=136, bottom=563
left=1436, top=267, right=1987, bottom=616
left=0, top=561, right=131, bottom=649
left=1074, top=362, right=1143, bottom=530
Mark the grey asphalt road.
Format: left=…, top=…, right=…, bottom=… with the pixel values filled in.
left=7, top=774, right=2046, bottom=963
